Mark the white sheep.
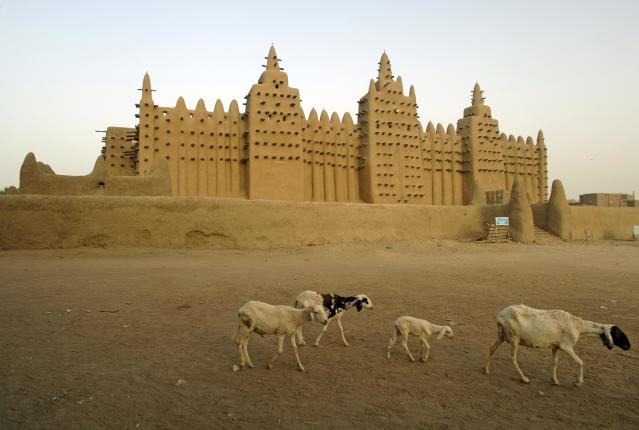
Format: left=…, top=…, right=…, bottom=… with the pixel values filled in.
left=483, top=304, right=631, bottom=385
left=386, top=316, right=454, bottom=362
left=234, top=300, right=328, bottom=372
left=294, top=291, right=373, bottom=347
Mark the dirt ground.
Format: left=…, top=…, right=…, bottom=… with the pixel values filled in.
left=1, top=240, right=638, bottom=430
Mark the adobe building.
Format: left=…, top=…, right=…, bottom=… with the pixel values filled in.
left=34, top=45, right=549, bottom=205
left=579, top=193, right=638, bottom=207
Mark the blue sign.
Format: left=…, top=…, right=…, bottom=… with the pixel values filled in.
left=495, top=217, right=509, bottom=226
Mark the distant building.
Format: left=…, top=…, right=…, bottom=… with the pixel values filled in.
left=579, top=193, right=638, bottom=207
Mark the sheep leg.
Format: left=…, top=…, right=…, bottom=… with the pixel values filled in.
left=509, top=338, right=530, bottom=383
left=313, top=318, right=332, bottom=347
left=551, top=347, right=560, bottom=385
left=234, top=324, right=246, bottom=367
left=290, top=335, right=305, bottom=372
left=267, top=335, right=285, bottom=370
left=484, top=328, right=505, bottom=375
left=483, top=340, right=503, bottom=375
left=420, top=337, right=431, bottom=362
left=236, top=335, right=246, bottom=368
left=562, top=347, right=584, bottom=386
left=401, top=331, right=416, bottom=362
left=386, top=326, right=399, bottom=358
left=242, top=334, right=255, bottom=368
left=296, top=327, right=306, bottom=346
left=336, top=316, right=350, bottom=347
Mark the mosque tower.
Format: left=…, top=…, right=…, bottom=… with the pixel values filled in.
left=456, top=83, right=506, bottom=204
left=357, top=52, right=423, bottom=204
left=244, top=45, right=305, bottom=201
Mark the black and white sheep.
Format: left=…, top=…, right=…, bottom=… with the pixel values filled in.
left=294, top=291, right=373, bottom=347
left=234, top=300, right=328, bottom=371
left=483, top=304, right=631, bottom=385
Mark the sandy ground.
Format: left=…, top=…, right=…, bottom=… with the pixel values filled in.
left=1, top=240, right=638, bottom=430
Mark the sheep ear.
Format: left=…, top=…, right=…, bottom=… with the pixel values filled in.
left=356, top=301, right=363, bottom=312
left=437, top=327, right=446, bottom=340
left=309, top=311, right=315, bottom=322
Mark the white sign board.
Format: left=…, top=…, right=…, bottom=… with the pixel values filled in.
left=495, top=217, right=509, bottom=226
left=633, top=225, right=639, bottom=240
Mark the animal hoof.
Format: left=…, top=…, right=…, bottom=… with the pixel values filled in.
left=266, top=364, right=272, bottom=370
left=386, top=354, right=391, bottom=359
left=247, top=363, right=255, bottom=369
left=343, top=343, right=350, bottom=347
left=298, top=367, right=305, bottom=372
left=521, top=377, right=530, bottom=384
left=574, top=381, right=584, bottom=387
left=483, top=368, right=490, bottom=375
left=313, top=343, right=319, bottom=347
left=551, top=379, right=559, bottom=386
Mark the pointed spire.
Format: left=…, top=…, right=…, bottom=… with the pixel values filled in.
left=472, top=82, right=484, bottom=106
left=409, top=85, right=416, bottom=101
left=368, top=79, right=376, bottom=95
left=214, top=99, right=224, bottom=118
left=342, top=112, right=354, bottom=127
left=175, top=96, right=186, bottom=110
left=446, top=123, right=456, bottom=135
left=378, top=51, right=393, bottom=83
left=320, top=109, right=330, bottom=124
left=140, top=72, right=154, bottom=104
left=142, top=72, right=151, bottom=91
left=436, top=123, right=446, bottom=135
left=229, top=99, right=240, bottom=115
left=307, top=108, right=319, bottom=124
left=396, top=75, right=403, bottom=94
left=426, top=121, right=435, bottom=134
left=195, top=98, right=206, bottom=112
left=330, top=112, right=341, bottom=131
left=266, top=44, right=280, bottom=71
left=526, top=136, right=535, bottom=147
left=537, top=130, right=546, bottom=148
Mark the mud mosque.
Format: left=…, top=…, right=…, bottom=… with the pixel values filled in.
left=93, top=45, right=547, bottom=205
left=7, top=45, right=639, bottom=249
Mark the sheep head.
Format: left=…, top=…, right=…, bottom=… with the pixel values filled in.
left=437, top=326, right=454, bottom=340
left=306, top=305, right=329, bottom=325
left=355, top=294, right=373, bottom=312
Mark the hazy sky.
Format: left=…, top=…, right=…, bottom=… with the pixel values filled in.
left=1, top=0, right=637, bottom=199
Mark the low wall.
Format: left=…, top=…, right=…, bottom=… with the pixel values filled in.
left=569, top=206, right=639, bottom=240
left=531, top=203, right=639, bottom=241
left=0, top=196, right=506, bottom=250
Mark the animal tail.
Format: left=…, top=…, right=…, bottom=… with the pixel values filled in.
left=496, top=321, right=506, bottom=342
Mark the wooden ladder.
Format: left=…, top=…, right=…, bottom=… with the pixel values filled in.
left=485, top=224, right=509, bottom=242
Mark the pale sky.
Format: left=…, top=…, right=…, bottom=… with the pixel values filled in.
left=1, top=0, right=637, bottom=199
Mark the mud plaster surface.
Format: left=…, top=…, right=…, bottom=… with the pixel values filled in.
left=1, top=240, right=638, bottom=429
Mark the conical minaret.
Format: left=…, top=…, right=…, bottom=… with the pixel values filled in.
left=472, top=82, right=484, bottom=106
left=265, top=44, right=281, bottom=71
left=137, top=72, right=156, bottom=175
left=378, top=51, right=393, bottom=84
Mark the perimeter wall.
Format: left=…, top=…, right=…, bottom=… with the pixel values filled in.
left=0, top=196, right=505, bottom=250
